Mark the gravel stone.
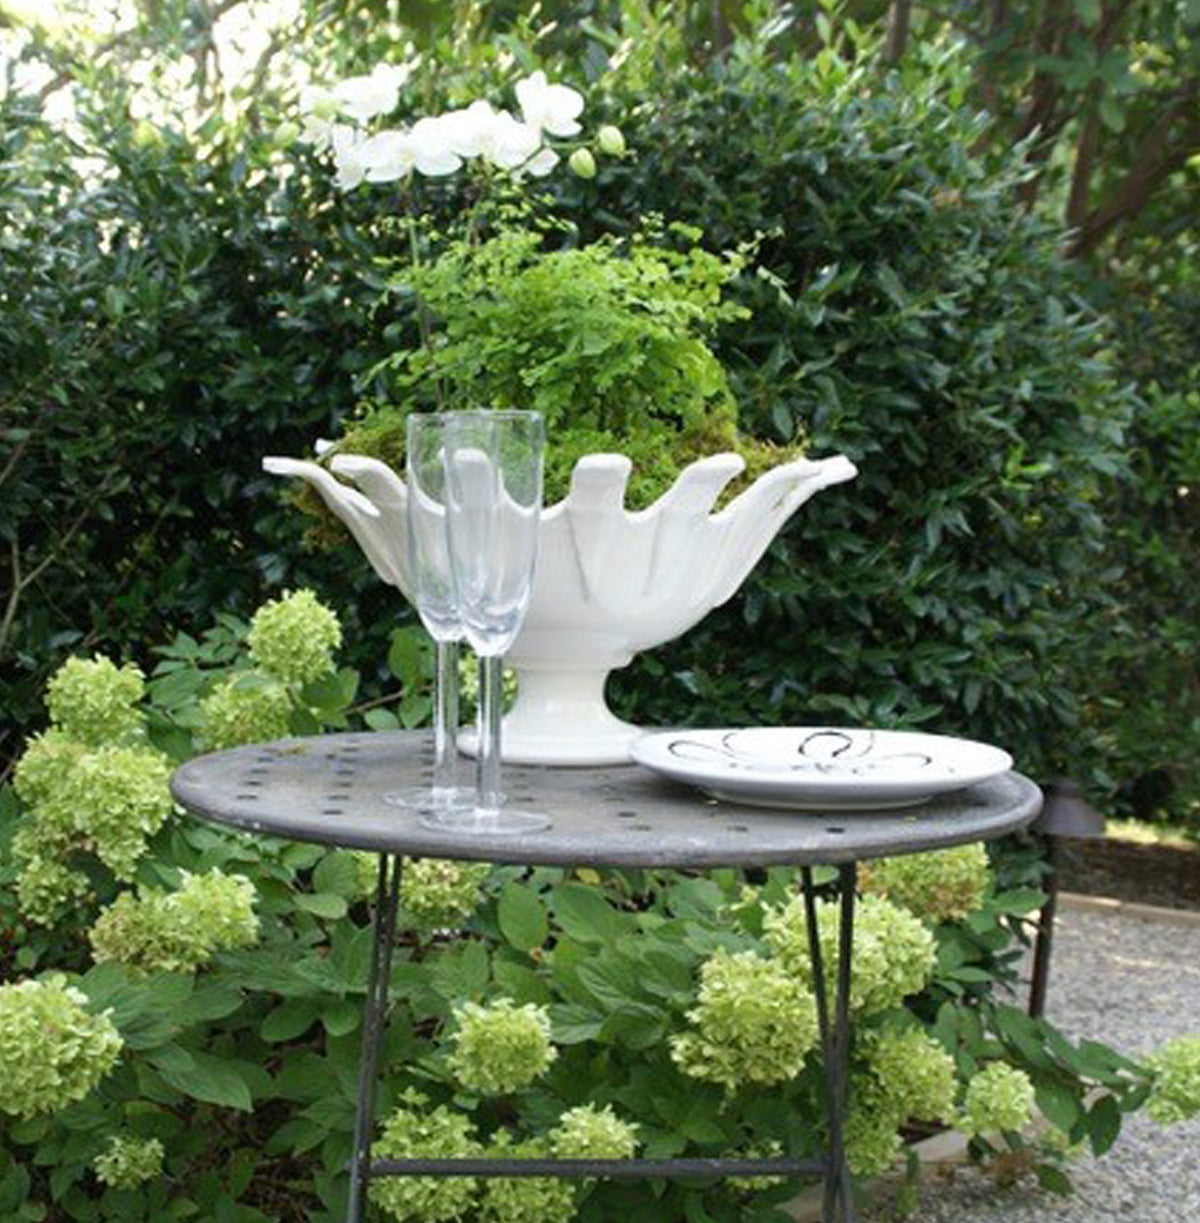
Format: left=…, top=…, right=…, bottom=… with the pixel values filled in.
left=864, top=906, right=1200, bottom=1221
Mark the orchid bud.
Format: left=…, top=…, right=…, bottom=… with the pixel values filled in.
left=273, top=121, right=301, bottom=147
left=309, top=94, right=341, bottom=121
left=568, top=147, right=597, bottom=179
left=132, top=120, right=159, bottom=148
left=597, top=124, right=626, bottom=156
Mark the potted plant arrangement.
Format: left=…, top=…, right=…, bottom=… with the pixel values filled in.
left=266, top=65, right=856, bottom=763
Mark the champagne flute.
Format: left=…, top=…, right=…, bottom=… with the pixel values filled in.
left=429, top=410, right=547, bottom=835
left=384, top=412, right=472, bottom=812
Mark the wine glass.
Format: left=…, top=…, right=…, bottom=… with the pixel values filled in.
left=384, top=412, right=473, bottom=813
left=429, top=409, right=547, bottom=835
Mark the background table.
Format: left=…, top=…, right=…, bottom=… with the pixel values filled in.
left=171, top=730, right=1043, bottom=1223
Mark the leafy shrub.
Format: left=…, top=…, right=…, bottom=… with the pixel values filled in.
left=2, top=597, right=1186, bottom=1220
left=565, top=37, right=1133, bottom=792
left=1081, top=243, right=1200, bottom=830
left=0, top=83, right=402, bottom=770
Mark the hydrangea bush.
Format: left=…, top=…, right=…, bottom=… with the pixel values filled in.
left=1, top=592, right=1195, bottom=1221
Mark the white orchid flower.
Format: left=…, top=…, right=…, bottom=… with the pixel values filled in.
left=356, top=124, right=462, bottom=184
left=296, top=85, right=340, bottom=150
left=299, top=84, right=340, bottom=118
left=477, top=108, right=543, bottom=170
left=359, top=129, right=418, bottom=183
left=333, top=62, right=410, bottom=124
left=515, top=70, right=584, bottom=138
left=435, top=101, right=498, bottom=159
left=435, top=100, right=542, bottom=170
left=523, top=146, right=560, bottom=177
left=409, top=116, right=465, bottom=176
left=299, top=113, right=337, bottom=151
left=524, top=146, right=561, bottom=178
left=331, top=124, right=372, bottom=190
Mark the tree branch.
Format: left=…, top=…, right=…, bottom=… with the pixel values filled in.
left=1066, top=86, right=1103, bottom=229
left=0, top=473, right=125, bottom=656
left=1068, top=84, right=1200, bottom=257
left=884, top=0, right=913, bottom=66
left=31, top=0, right=249, bottom=103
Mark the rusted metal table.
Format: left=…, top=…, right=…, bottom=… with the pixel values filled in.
left=170, top=730, right=1042, bottom=1223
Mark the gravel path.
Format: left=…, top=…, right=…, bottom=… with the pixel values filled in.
left=865, top=904, right=1200, bottom=1221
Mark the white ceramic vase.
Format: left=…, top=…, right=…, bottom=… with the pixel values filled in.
left=264, top=448, right=857, bottom=765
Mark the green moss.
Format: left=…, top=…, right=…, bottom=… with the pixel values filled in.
left=298, top=406, right=801, bottom=543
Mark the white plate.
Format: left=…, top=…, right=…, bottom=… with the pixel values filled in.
left=630, top=727, right=1013, bottom=811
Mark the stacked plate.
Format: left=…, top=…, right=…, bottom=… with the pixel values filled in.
left=630, top=727, right=1013, bottom=812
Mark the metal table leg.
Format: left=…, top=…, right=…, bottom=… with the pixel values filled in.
left=347, top=854, right=402, bottom=1223
left=801, top=864, right=858, bottom=1223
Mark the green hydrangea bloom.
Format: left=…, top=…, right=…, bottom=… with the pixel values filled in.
left=89, top=869, right=259, bottom=975
left=371, top=1090, right=480, bottom=1222
left=726, top=1139, right=787, bottom=1192
left=863, top=1026, right=957, bottom=1123
left=12, top=731, right=86, bottom=807
left=12, top=741, right=173, bottom=923
left=14, top=850, right=92, bottom=926
left=479, top=1135, right=576, bottom=1223
left=961, top=1062, right=1035, bottom=1136
left=842, top=1028, right=955, bottom=1184
left=550, top=1104, right=639, bottom=1159
left=1146, top=1034, right=1200, bottom=1125
left=764, top=893, right=936, bottom=1017
left=171, top=870, right=259, bottom=947
left=860, top=844, right=991, bottom=923
left=44, top=656, right=145, bottom=746
left=670, top=948, right=818, bottom=1092
left=447, top=999, right=557, bottom=1095
left=355, top=850, right=384, bottom=898
left=200, top=674, right=292, bottom=749
left=400, top=859, right=491, bottom=930
left=844, top=1099, right=903, bottom=1176
left=457, top=659, right=517, bottom=712
left=0, top=977, right=123, bottom=1119
left=69, top=746, right=174, bottom=878
left=247, top=589, right=342, bottom=684
left=94, top=1134, right=165, bottom=1188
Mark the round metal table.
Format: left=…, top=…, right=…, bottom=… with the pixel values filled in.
left=171, top=730, right=1043, bottom=1223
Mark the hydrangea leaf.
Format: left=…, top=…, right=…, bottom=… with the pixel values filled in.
left=498, top=882, right=549, bottom=953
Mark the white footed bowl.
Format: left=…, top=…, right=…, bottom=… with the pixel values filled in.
left=264, top=448, right=857, bottom=765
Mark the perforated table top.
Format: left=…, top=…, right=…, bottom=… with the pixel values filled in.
left=170, top=731, right=1042, bottom=868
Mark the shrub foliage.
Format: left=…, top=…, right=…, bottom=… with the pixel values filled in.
left=574, top=43, right=1132, bottom=787
left=1, top=600, right=1185, bottom=1220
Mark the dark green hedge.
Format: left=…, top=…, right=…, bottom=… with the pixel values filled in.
left=568, top=49, right=1133, bottom=788
left=0, top=40, right=1155, bottom=813
left=1081, top=244, right=1200, bottom=826
left=0, top=94, right=408, bottom=764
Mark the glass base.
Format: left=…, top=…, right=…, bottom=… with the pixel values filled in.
left=383, top=785, right=474, bottom=812
left=418, top=806, right=551, bottom=835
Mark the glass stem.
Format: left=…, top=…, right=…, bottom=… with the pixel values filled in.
left=432, top=638, right=460, bottom=796
left=476, top=654, right=503, bottom=816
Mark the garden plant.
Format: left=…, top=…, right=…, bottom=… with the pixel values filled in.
left=2, top=595, right=1199, bottom=1220
left=3, top=2, right=1200, bottom=1220
left=3, top=5, right=1196, bottom=831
